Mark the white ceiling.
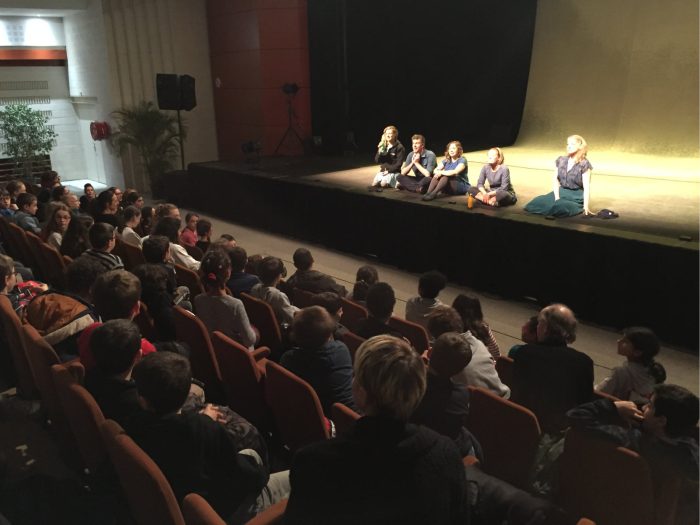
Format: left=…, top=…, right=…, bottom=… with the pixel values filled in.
left=0, top=0, right=87, bottom=17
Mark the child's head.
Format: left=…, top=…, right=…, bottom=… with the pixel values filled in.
left=293, top=248, right=314, bottom=271
left=430, top=332, right=472, bottom=377
left=200, top=248, right=231, bottom=291
left=46, top=204, right=71, bottom=235
left=311, top=291, right=343, bottom=320
left=642, top=384, right=699, bottom=438
left=155, top=203, right=180, bottom=221
left=84, top=183, right=95, bottom=198
left=51, top=185, right=68, bottom=202
left=452, top=294, right=484, bottom=326
left=0, top=253, right=16, bottom=293
left=7, top=180, right=26, bottom=198
left=618, top=327, right=659, bottom=363
left=122, top=205, right=142, bottom=228
left=365, top=282, right=395, bottom=321
left=521, top=316, right=539, bottom=344
left=258, top=256, right=286, bottom=286
left=133, top=352, right=191, bottom=416
left=65, top=256, right=107, bottom=300
left=40, top=170, right=60, bottom=189
left=89, top=222, right=116, bottom=251
left=184, top=213, right=199, bottom=232
left=152, top=216, right=181, bottom=244
left=91, top=319, right=142, bottom=376
left=0, top=189, right=10, bottom=209
left=426, top=306, right=464, bottom=339
left=291, top=306, right=336, bottom=349
left=245, top=254, right=263, bottom=276
left=229, top=246, right=248, bottom=273
left=142, top=235, right=170, bottom=264
left=418, top=271, right=446, bottom=300
left=196, top=219, right=212, bottom=240
left=91, top=269, right=141, bottom=320
left=16, top=193, right=38, bottom=215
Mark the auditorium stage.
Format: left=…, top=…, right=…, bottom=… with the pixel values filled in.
left=175, top=151, right=699, bottom=349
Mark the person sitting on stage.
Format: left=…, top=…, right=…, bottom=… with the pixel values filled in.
left=348, top=265, right=379, bottom=305
left=405, top=270, right=446, bottom=329
left=249, top=256, right=299, bottom=325
left=286, top=248, right=347, bottom=296
left=524, top=134, right=593, bottom=217
left=369, top=125, right=406, bottom=190
left=595, top=327, right=666, bottom=404
left=396, top=134, right=437, bottom=193
left=422, top=140, right=469, bottom=201
left=467, top=147, right=516, bottom=207
left=284, top=334, right=469, bottom=525
left=354, top=282, right=403, bottom=340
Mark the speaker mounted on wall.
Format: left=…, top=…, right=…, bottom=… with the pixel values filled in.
left=156, top=73, right=197, bottom=111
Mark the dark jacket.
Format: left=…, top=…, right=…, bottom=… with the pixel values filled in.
left=286, top=269, right=347, bottom=297
left=285, top=416, right=468, bottom=525
left=227, top=271, right=261, bottom=299
left=375, top=141, right=406, bottom=173
left=280, top=339, right=356, bottom=415
left=355, top=316, right=403, bottom=340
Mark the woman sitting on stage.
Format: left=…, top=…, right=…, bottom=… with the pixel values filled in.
left=467, top=147, right=516, bottom=207
left=422, top=140, right=469, bottom=201
left=524, top=135, right=593, bottom=217
left=370, top=125, right=406, bottom=190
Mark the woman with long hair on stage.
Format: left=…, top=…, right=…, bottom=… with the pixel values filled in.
left=524, top=135, right=593, bottom=217
left=467, top=147, right=517, bottom=207
left=422, top=140, right=470, bottom=201
left=369, top=125, right=406, bottom=190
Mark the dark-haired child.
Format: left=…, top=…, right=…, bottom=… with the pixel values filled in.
left=194, top=249, right=257, bottom=349
left=0, top=189, right=14, bottom=218
left=405, top=270, right=446, bottom=329
left=13, top=193, right=41, bottom=234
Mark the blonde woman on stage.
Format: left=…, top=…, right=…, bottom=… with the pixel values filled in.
left=369, top=125, right=406, bottom=190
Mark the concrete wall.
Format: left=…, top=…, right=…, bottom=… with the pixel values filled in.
left=518, top=0, right=699, bottom=156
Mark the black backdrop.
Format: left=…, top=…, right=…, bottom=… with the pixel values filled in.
left=308, top=0, right=538, bottom=155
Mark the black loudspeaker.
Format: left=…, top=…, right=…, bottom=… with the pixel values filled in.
left=179, top=75, right=196, bottom=111
left=156, top=73, right=197, bottom=111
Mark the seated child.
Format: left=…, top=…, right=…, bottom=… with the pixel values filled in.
left=405, top=270, right=446, bottom=329
left=13, top=193, right=41, bottom=234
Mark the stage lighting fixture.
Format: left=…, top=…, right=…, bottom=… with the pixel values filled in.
left=282, top=83, right=299, bottom=96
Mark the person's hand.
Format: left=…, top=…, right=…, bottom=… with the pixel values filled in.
left=412, top=153, right=420, bottom=163
left=200, top=403, right=226, bottom=423
left=30, top=282, right=49, bottom=293
left=614, top=401, right=643, bottom=426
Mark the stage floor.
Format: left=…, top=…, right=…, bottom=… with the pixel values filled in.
left=206, top=148, right=699, bottom=247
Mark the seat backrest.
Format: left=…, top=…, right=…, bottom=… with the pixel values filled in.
left=0, top=216, right=13, bottom=256
left=244, top=498, right=288, bottom=525
left=22, top=323, right=63, bottom=423
left=466, top=386, right=541, bottom=489
left=559, top=427, right=654, bottom=525
left=331, top=402, right=360, bottom=437
left=100, top=419, right=186, bottom=525
left=240, top=293, right=283, bottom=355
left=24, top=231, right=49, bottom=281
left=184, top=244, right=204, bottom=262
left=6, top=222, right=37, bottom=271
left=133, top=301, right=159, bottom=342
left=120, top=239, right=146, bottom=271
left=340, top=331, right=365, bottom=362
left=264, top=361, right=330, bottom=451
left=210, top=331, right=269, bottom=431
left=181, top=493, right=226, bottom=525
left=173, top=306, right=224, bottom=403
left=291, top=287, right=315, bottom=308
left=338, top=297, right=368, bottom=334
left=388, top=316, right=430, bottom=352
left=38, top=241, right=67, bottom=290
left=495, top=355, right=514, bottom=388
left=0, top=294, right=37, bottom=398
left=50, top=363, right=106, bottom=474
left=111, top=236, right=128, bottom=266
left=175, top=263, right=205, bottom=298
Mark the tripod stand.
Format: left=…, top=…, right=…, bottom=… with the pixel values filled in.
left=275, top=93, right=305, bottom=154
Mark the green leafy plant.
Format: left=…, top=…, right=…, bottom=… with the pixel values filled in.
left=110, top=101, right=183, bottom=196
left=0, top=104, right=57, bottom=179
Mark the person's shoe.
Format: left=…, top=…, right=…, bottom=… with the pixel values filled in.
left=367, top=185, right=379, bottom=192
left=396, top=183, right=404, bottom=191
left=422, top=192, right=436, bottom=201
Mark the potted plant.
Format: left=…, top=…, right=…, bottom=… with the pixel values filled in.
left=0, top=104, right=58, bottom=181
left=110, top=101, right=183, bottom=198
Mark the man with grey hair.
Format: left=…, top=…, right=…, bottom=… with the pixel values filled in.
left=511, top=303, right=594, bottom=433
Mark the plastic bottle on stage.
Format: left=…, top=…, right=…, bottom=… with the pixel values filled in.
left=467, top=194, right=474, bottom=209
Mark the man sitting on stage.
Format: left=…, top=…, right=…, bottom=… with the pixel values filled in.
left=396, top=134, right=437, bottom=193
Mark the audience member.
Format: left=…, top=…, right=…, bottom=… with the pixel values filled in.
left=154, top=202, right=180, bottom=222
left=452, top=294, right=501, bottom=359
left=79, top=182, right=95, bottom=213
left=348, top=264, right=378, bottom=305
left=286, top=248, right=347, bottom=296
left=0, top=189, right=14, bottom=218
left=142, top=235, right=190, bottom=308
left=6, top=180, right=26, bottom=210
left=60, top=214, right=93, bottom=259
left=245, top=254, right=263, bottom=276
left=130, top=352, right=290, bottom=522
left=249, top=256, right=298, bottom=325
left=42, top=203, right=71, bottom=250
left=91, top=189, right=121, bottom=228
left=405, top=270, right=446, bottom=329
left=595, top=327, right=666, bottom=404
left=132, top=263, right=177, bottom=342
left=78, top=222, right=124, bottom=270
left=196, top=219, right=213, bottom=253
left=507, top=316, right=538, bottom=358
left=411, top=332, right=482, bottom=459
left=180, top=212, right=199, bottom=247
left=427, top=306, right=510, bottom=398
left=511, top=303, right=594, bottom=433
left=13, top=193, right=41, bottom=234
left=60, top=192, right=81, bottom=216
left=36, top=170, right=60, bottom=221
left=152, top=216, right=200, bottom=270
left=281, top=306, right=356, bottom=415
left=218, top=233, right=236, bottom=250
left=226, top=246, right=260, bottom=298
left=284, top=334, right=468, bottom=525
left=123, top=190, right=144, bottom=208
left=137, top=205, right=155, bottom=237
left=120, top=205, right=142, bottom=246
left=195, top=249, right=257, bottom=349
left=0, top=253, right=47, bottom=314
left=311, top=291, right=349, bottom=339
left=354, top=282, right=403, bottom=339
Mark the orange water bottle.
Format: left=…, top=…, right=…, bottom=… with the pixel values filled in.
left=467, top=193, right=474, bottom=209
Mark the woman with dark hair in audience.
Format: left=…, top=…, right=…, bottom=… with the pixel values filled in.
left=349, top=265, right=379, bottom=305
left=194, top=249, right=257, bottom=349
left=196, top=219, right=213, bottom=253
left=120, top=205, right=142, bottom=246
left=79, top=182, right=96, bottom=213
left=452, top=294, right=500, bottom=359
left=595, top=327, right=667, bottom=404
left=42, top=203, right=72, bottom=250
left=123, top=190, right=144, bottom=209
left=91, top=189, right=121, bottom=228
left=137, top=205, right=155, bottom=237
left=132, top=263, right=177, bottom=341
left=152, top=216, right=200, bottom=270
left=60, top=215, right=93, bottom=259
left=50, top=184, right=69, bottom=203
left=468, top=147, right=517, bottom=207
